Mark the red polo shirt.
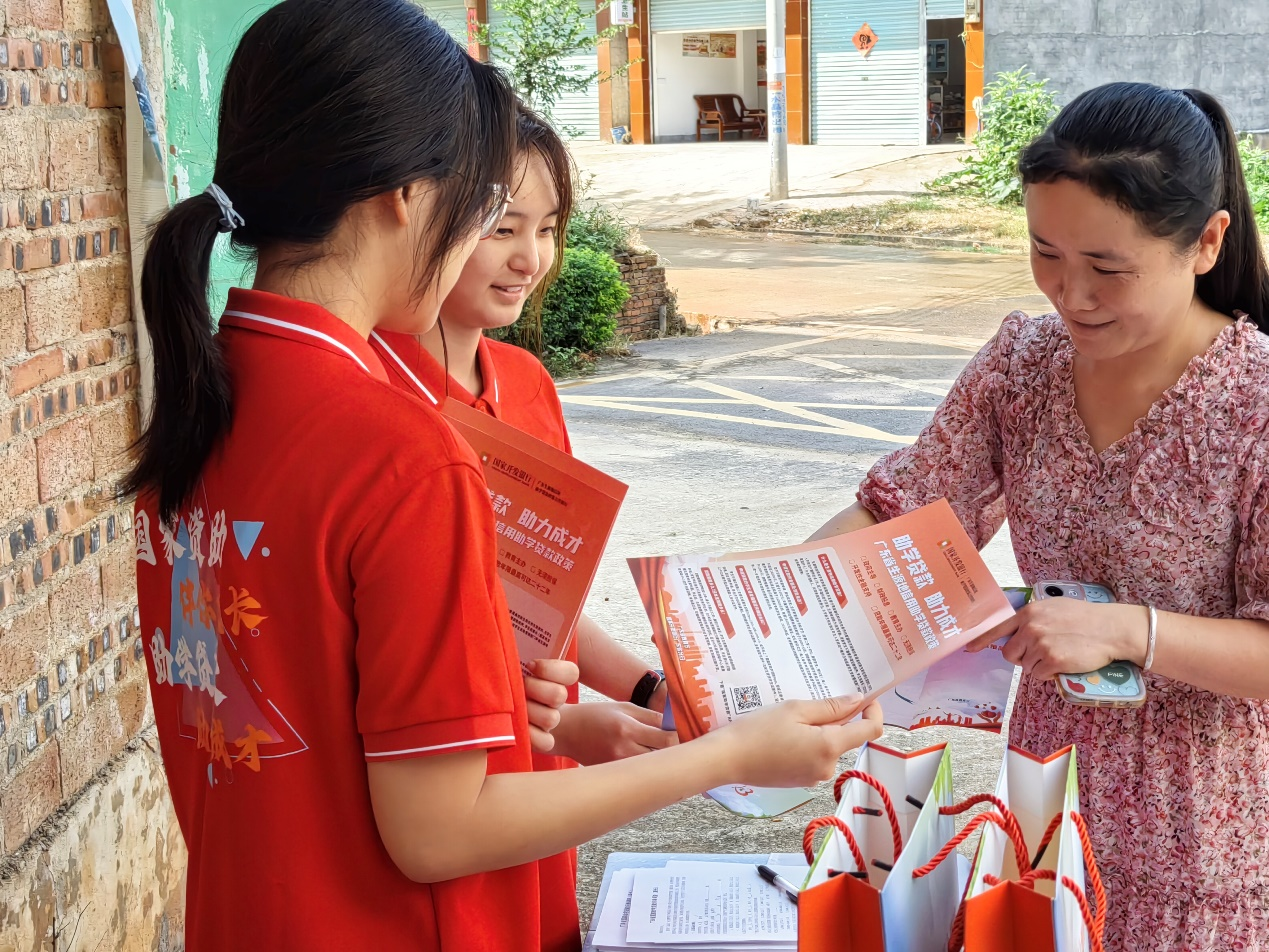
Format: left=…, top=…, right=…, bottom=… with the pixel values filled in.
left=371, top=331, right=572, bottom=456
left=135, top=289, right=558, bottom=951
left=370, top=329, right=583, bottom=947
left=369, top=332, right=576, bottom=697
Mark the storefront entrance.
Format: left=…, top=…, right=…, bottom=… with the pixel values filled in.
left=651, top=29, right=768, bottom=141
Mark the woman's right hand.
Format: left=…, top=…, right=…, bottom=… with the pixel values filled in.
left=708, top=695, right=884, bottom=788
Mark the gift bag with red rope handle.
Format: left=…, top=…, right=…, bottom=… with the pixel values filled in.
left=961, top=810, right=1106, bottom=952
left=799, top=742, right=964, bottom=952
left=911, top=745, right=1105, bottom=952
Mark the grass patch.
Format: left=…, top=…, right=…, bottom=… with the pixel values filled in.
left=774, top=195, right=1029, bottom=248
left=542, top=336, right=634, bottom=379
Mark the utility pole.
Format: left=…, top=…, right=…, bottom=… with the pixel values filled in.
left=766, top=0, right=789, bottom=200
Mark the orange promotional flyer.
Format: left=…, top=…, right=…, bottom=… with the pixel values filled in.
left=628, top=500, right=1015, bottom=742
left=442, top=399, right=628, bottom=666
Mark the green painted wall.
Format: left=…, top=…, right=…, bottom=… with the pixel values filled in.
left=157, top=0, right=276, bottom=314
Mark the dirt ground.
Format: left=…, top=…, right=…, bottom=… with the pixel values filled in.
left=697, top=194, right=1030, bottom=251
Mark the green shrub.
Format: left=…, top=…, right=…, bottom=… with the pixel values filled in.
left=566, top=174, right=638, bottom=256
left=567, top=203, right=632, bottom=257
left=1239, top=136, right=1269, bottom=232
left=930, top=68, right=1058, bottom=205
left=540, top=246, right=629, bottom=352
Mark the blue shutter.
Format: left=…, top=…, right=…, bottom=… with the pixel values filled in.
left=924, top=0, right=963, bottom=18
left=811, top=0, right=923, bottom=144
left=422, top=0, right=470, bottom=42
left=649, top=0, right=766, bottom=32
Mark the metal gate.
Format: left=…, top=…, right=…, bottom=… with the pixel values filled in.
left=649, top=0, right=765, bottom=32
left=924, top=0, right=962, bottom=18
left=810, top=0, right=923, bottom=144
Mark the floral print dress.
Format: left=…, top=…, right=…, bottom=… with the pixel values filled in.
left=859, top=311, right=1269, bottom=951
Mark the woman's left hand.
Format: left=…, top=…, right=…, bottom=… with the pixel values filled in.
left=966, top=597, right=1145, bottom=681
left=523, top=659, right=580, bottom=753
left=550, top=701, right=678, bottom=766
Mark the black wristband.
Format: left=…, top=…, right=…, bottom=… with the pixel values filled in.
left=630, top=669, right=664, bottom=709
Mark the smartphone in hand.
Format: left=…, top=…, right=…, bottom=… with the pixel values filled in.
left=1033, top=580, right=1148, bottom=709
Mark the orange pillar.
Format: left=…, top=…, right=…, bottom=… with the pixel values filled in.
left=465, top=0, right=490, bottom=61
left=964, top=14, right=985, bottom=140
left=627, top=0, right=654, bottom=143
left=597, top=1, right=614, bottom=140
left=784, top=0, right=810, bottom=144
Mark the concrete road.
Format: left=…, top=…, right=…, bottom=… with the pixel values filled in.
left=566, top=233, right=1052, bottom=928
left=571, top=141, right=970, bottom=230
left=650, top=230, right=1049, bottom=330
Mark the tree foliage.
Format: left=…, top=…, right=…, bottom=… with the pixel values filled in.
left=481, top=0, right=629, bottom=131
left=929, top=68, right=1058, bottom=205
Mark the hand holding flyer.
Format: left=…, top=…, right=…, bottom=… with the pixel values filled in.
left=443, top=398, right=627, bottom=667
left=879, top=588, right=1029, bottom=732
left=628, top=500, right=1014, bottom=742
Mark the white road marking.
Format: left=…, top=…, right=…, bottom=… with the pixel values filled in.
left=560, top=395, right=914, bottom=443
left=791, top=354, right=952, bottom=397
left=564, top=396, right=939, bottom=411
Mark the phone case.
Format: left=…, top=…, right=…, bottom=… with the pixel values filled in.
left=1033, top=580, right=1148, bottom=709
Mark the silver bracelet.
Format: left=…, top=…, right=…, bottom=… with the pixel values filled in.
left=1143, top=605, right=1158, bottom=673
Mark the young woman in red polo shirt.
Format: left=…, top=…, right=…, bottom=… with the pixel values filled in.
left=371, top=111, right=679, bottom=768
left=371, top=110, right=690, bottom=950
left=129, top=2, right=883, bottom=950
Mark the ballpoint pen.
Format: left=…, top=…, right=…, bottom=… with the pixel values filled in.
left=757, top=864, right=801, bottom=906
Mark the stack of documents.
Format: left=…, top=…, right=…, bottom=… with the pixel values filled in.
left=592, top=858, right=806, bottom=951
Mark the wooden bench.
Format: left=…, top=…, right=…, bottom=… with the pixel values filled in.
left=694, top=94, right=766, bottom=141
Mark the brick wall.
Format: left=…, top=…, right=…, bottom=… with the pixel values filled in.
left=0, top=0, right=185, bottom=946
left=614, top=251, right=682, bottom=341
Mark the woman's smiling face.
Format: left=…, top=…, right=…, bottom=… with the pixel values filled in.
left=1025, top=178, right=1228, bottom=361
left=439, top=154, right=561, bottom=332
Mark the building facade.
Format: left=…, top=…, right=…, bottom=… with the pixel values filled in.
left=985, top=0, right=1268, bottom=133
left=461, top=0, right=1265, bottom=148
left=447, top=0, right=986, bottom=146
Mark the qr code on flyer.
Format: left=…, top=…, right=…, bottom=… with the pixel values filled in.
left=731, top=684, right=763, bottom=713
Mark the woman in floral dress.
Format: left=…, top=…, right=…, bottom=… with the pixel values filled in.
left=812, top=82, right=1269, bottom=950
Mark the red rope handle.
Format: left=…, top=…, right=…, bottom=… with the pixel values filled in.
left=948, top=905, right=966, bottom=952
left=939, top=792, right=1011, bottom=817
left=1061, top=876, right=1104, bottom=952
left=911, top=811, right=1023, bottom=880
left=938, top=794, right=1030, bottom=877
left=832, top=770, right=904, bottom=862
left=1069, top=812, right=1107, bottom=942
left=929, top=794, right=1027, bottom=951
left=803, top=815, right=867, bottom=875
left=984, top=867, right=1054, bottom=890
left=1017, top=813, right=1106, bottom=943
left=1031, top=811, right=1064, bottom=869
left=921, top=810, right=1051, bottom=951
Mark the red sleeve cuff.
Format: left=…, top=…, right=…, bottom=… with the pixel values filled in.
left=362, top=712, right=518, bottom=762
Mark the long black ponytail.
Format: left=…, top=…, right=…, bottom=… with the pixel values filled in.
left=131, top=193, right=232, bottom=524
left=125, top=0, right=518, bottom=522
left=1019, top=82, right=1269, bottom=327
left=1182, top=89, right=1269, bottom=326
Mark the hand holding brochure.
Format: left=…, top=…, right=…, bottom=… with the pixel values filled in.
left=628, top=500, right=1014, bottom=741
left=443, top=398, right=627, bottom=666
left=878, top=588, right=1029, bottom=732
